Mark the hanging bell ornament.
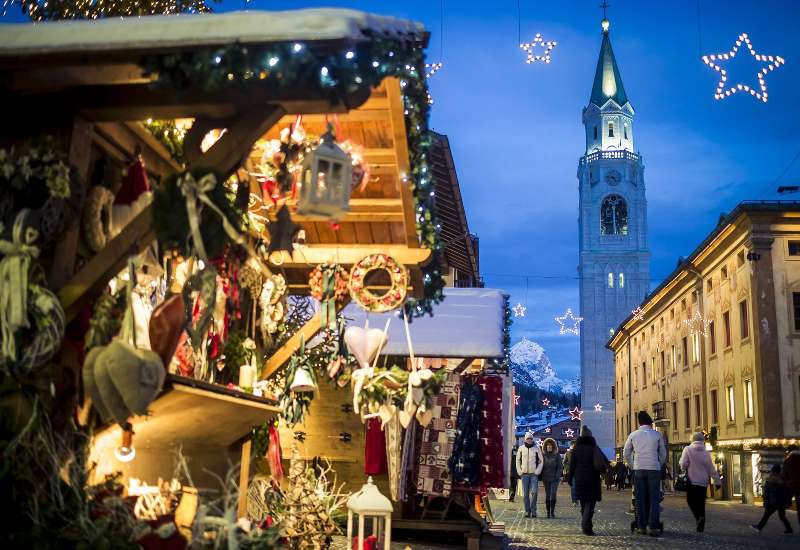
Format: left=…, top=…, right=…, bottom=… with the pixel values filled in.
left=290, top=365, right=316, bottom=393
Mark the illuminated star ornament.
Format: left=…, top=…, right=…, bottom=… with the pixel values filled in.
left=631, top=306, right=645, bottom=322
left=594, top=403, right=603, bottom=413
left=564, top=428, right=575, bottom=438
left=683, top=310, right=712, bottom=337
left=542, top=398, right=550, bottom=407
left=512, top=302, right=527, bottom=318
left=514, top=395, right=520, bottom=406
left=519, top=33, right=558, bottom=64
left=555, top=308, right=583, bottom=335
left=702, top=32, right=785, bottom=103
left=568, top=406, right=584, bottom=421
left=424, top=62, right=443, bottom=105
left=544, top=427, right=551, bottom=433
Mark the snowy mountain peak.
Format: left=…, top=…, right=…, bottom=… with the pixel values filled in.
left=510, top=339, right=561, bottom=391
left=510, top=337, right=545, bottom=366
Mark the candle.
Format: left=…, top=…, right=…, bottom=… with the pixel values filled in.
left=239, top=364, right=255, bottom=389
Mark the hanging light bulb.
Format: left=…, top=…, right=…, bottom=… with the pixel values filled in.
left=114, top=425, right=136, bottom=463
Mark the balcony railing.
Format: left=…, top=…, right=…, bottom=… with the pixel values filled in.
left=579, top=149, right=640, bottom=165
left=652, top=400, right=669, bottom=424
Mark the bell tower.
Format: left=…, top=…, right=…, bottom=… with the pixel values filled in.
left=577, top=15, right=650, bottom=455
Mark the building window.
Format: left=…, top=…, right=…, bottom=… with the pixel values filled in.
left=642, top=362, right=646, bottom=387
left=723, top=311, right=731, bottom=347
left=670, top=308, right=675, bottom=320
left=709, top=321, right=716, bottom=354
left=608, top=121, right=615, bottom=137
left=671, top=345, right=677, bottom=373
left=619, top=272, right=625, bottom=288
left=739, top=300, right=749, bottom=339
left=600, top=195, right=628, bottom=235
left=594, top=126, right=598, bottom=140
left=609, top=328, right=614, bottom=337
left=692, top=332, right=701, bottom=363
left=794, top=293, right=800, bottom=331
left=671, top=401, right=678, bottom=429
left=710, top=389, right=719, bottom=425
left=660, top=351, right=665, bottom=377
left=789, top=241, right=800, bottom=256
left=624, top=124, right=628, bottom=139
left=651, top=356, right=656, bottom=382
left=744, top=379, right=754, bottom=419
left=726, top=385, right=735, bottom=422
left=634, top=366, right=638, bottom=389
left=682, top=337, right=688, bottom=367
left=737, top=251, right=745, bottom=267
left=694, top=394, right=701, bottom=428
left=684, top=397, right=691, bottom=429
left=721, top=266, right=728, bottom=280
left=706, top=279, right=713, bottom=293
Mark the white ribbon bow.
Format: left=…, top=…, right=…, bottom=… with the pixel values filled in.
left=0, top=210, right=39, bottom=361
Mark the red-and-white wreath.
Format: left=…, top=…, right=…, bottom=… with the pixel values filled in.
left=348, top=254, right=408, bottom=312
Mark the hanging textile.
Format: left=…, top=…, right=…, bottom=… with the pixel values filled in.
left=502, top=374, right=515, bottom=487
left=397, top=418, right=417, bottom=502
left=416, top=371, right=462, bottom=497
left=477, top=374, right=504, bottom=492
left=448, top=381, right=483, bottom=486
left=385, top=414, right=402, bottom=501
left=364, top=417, right=388, bottom=475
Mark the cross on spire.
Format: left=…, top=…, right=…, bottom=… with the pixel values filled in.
left=600, top=0, right=610, bottom=18
left=599, top=1, right=611, bottom=32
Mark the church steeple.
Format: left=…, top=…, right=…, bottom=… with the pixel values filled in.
left=589, top=20, right=630, bottom=108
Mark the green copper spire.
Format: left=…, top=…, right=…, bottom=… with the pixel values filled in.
left=589, top=20, right=629, bottom=107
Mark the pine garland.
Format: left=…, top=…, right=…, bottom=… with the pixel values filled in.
left=2, top=0, right=218, bottom=21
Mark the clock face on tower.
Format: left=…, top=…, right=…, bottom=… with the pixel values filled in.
left=605, top=169, right=621, bottom=186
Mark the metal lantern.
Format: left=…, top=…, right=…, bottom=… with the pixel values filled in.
left=347, top=476, right=393, bottom=550
left=297, top=127, right=352, bottom=220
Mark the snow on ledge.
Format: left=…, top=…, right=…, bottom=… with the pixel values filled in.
left=0, top=9, right=425, bottom=56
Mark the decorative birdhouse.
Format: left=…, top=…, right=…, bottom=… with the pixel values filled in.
left=297, top=127, right=352, bottom=220
left=347, top=476, right=393, bottom=550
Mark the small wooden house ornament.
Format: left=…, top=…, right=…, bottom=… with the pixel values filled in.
left=347, top=476, right=393, bottom=549
left=297, top=126, right=352, bottom=220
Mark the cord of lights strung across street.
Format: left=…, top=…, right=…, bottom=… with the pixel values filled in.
left=519, top=33, right=558, bottom=64
left=555, top=308, right=583, bottom=335
left=683, top=310, right=712, bottom=336
left=701, top=32, right=785, bottom=103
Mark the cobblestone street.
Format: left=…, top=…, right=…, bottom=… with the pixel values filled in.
left=494, top=484, right=800, bottom=549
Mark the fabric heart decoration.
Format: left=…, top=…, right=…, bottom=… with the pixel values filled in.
left=343, top=326, right=387, bottom=368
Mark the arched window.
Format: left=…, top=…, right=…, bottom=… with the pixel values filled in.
left=608, top=122, right=615, bottom=137
left=593, top=126, right=598, bottom=140
left=624, top=124, right=628, bottom=139
left=619, top=272, right=625, bottom=288
left=608, top=272, right=614, bottom=288
left=601, top=194, right=628, bottom=235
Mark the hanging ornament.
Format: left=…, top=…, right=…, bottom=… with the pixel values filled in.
left=267, top=206, right=301, bottom=255
left=544, top=426, right=551, bottom=433
left=259, top=274, right=287, bottom=342
left=309, top=263, right=349, bottom=329
left=424, top=62, right=443, bottom=105
left=348, top=254, right=408, bottom=312
left=568, top=406, right=584, bottom=421
left=554, top=308, right=583, bottom=335
left=683, top=310, right=711, bottom=336
left=512, top=302, right=527, bottom=317
left=514, top=395, right=520, bottom=406
left=631, top=306, right=645, bottom=322
left=542, top=398, right=550, bottom=407
left=519, top=33, right=558, bottom=64
left=564, top=428, right=575, bottom=438
left=297, top=125, right=353, bottom=220
left=594, top=403, right=603, bottom=413
left=701, top=32, right=785, bottom=103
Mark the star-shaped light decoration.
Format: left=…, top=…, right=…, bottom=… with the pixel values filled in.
left=702, top=32, right=785, bottom=103
left=555, top=308, right=583, bottom=335
left=594, top=403, right=603, bottom=413
left=542, top=398, right=550, bottom=407
left=267, top=205, right=301, bottom=255
left=424, top=62, right=443, bottom=105
left=683, top=310, right=712, bottom=337
left=568, top=406, right=584, bottom=421
left=512, top=302, right=527, bottom=318
left=564, top=428, right=575, bottom=438
left=631, top=306, right=645, bottom=322
left=544, top=427, right=551, bottom=433
left=519, top=33, right=558, bottom=64
left=514, top=395, right=520, bottom=406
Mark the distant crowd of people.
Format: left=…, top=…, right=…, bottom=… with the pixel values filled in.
left=510, top=410, right=800, bottom=537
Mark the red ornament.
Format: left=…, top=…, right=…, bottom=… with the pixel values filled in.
left=115, top=156, right=150, bottom=205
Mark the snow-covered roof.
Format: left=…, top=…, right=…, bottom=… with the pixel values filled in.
left=341, top=288, right=506, bottom=358
left=0, top=9, right=425, bottom=57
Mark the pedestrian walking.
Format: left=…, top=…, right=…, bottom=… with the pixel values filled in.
left=540, top=438, right=563, bottom=518
left=679, top=432, right=721, bottom=532
left=623, top=410, right=667, bottom=537
left=751, top=464, right=793, bottom=535
left=784, top=449, right=800, bottom=530
left=563, top=440, right=578, bottom=505
left=604, top=462, right=615, bottom=490
left=509, top=445, right=519, bottom=502
left=516, top=431, right=544, bottom=518
left=662, top=462, right=674, bottom=494
left=615, top=460, right=628, bottom=491
left=567, top=425, right=608, bottom=536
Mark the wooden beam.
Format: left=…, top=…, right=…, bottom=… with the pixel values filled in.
left=238, top=439, right=252, bottom=519
left=268, top=244, right=431, bottom=268
left=384, top=78, right=419, bottom=248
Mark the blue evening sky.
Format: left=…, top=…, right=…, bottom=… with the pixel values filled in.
left=4, top=1, right=799, bottom=381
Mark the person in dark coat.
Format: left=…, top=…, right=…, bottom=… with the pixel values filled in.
left=784, top=449, right=800, bottom=530
left=540, top=438, right=563, bottom=518
left=567, top=425, right=608, bottom=536
left=615, top=460, right=628, bottom=490
left=751, top=464, right=793, bottom=534
left=509, top=445, right=519, bottom=502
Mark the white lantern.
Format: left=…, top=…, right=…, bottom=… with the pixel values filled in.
left=347, top=476, right=392, bottom=550
left=297, top=127, right=352, bottom=220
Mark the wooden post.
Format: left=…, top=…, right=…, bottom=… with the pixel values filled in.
left=238, top=438, right=252, bottom=519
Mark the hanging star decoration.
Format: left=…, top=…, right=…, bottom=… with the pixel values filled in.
left=542, top=398, right=550, bottom=407
left=519, top=33, right=558, bottom=64
left=512, top=302, right=527, bottom=318
left=631, top=306, right=645, bottom=322
left=544, top=426, right=551, bottom=433
left=514, top=395, right=520, bottom=406
left=568, top=406, right=584, bottom=421
left=267, top=205, right=301, bottom=255
left=555, top=308, right=583, bottom=335
left=564, top=428, right=575, bottom=438
left=594, top=403, right=603, bottom=413
left=701, top=32, right=785, bottom=103
left=424, top=62, right=443, bottom=105
left=683, top=310, right=712, bottom=337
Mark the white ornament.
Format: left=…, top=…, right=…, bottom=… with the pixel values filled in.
left=594, top=403, right=603, bottom=412
left=512, top=302, right=527, bottom=317
left=555, top=308, right=583, bottom=335
left=565, top=428, right=575, bottom=438
left=520, top=33, right=557, bottom=64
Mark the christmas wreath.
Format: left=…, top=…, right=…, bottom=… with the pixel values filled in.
left=348, top=254, right=408, bottom=312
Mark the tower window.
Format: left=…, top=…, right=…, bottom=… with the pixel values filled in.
left=608, top=122, right=614, bottom=137
left=618, top=273, right=625, bottom=288
left=600, top=194, right=628, bottom=235
left=594, top=126, right=598, bottom=140
left=608, top=272, right=614, bottom=288
left=624, top=125, right=628, bottom=139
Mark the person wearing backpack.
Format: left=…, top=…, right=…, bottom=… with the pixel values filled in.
left=516, top=431, right=544, bottom=518
left=679, top=432, right=721, bottom=532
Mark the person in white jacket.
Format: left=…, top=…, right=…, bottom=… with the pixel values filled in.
left=679, top=432, right=721, bottom=533
left=517, top=431, right=544, bottom=517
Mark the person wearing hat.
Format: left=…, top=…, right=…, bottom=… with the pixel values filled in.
left=567, top=425, right=608, bottom=536
left=623, top=410, right=667, bottom=536
left=679, top=432, right=721, bottom=532
left=751, top=464, right=793, bottom=535
left=516, top=431, right=544, bottom=517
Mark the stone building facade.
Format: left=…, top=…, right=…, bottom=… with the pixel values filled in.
left=608, top=201, right=800, bottom=503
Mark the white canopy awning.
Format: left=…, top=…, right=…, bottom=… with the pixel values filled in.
left=341, top=288, right=506, bottom=359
